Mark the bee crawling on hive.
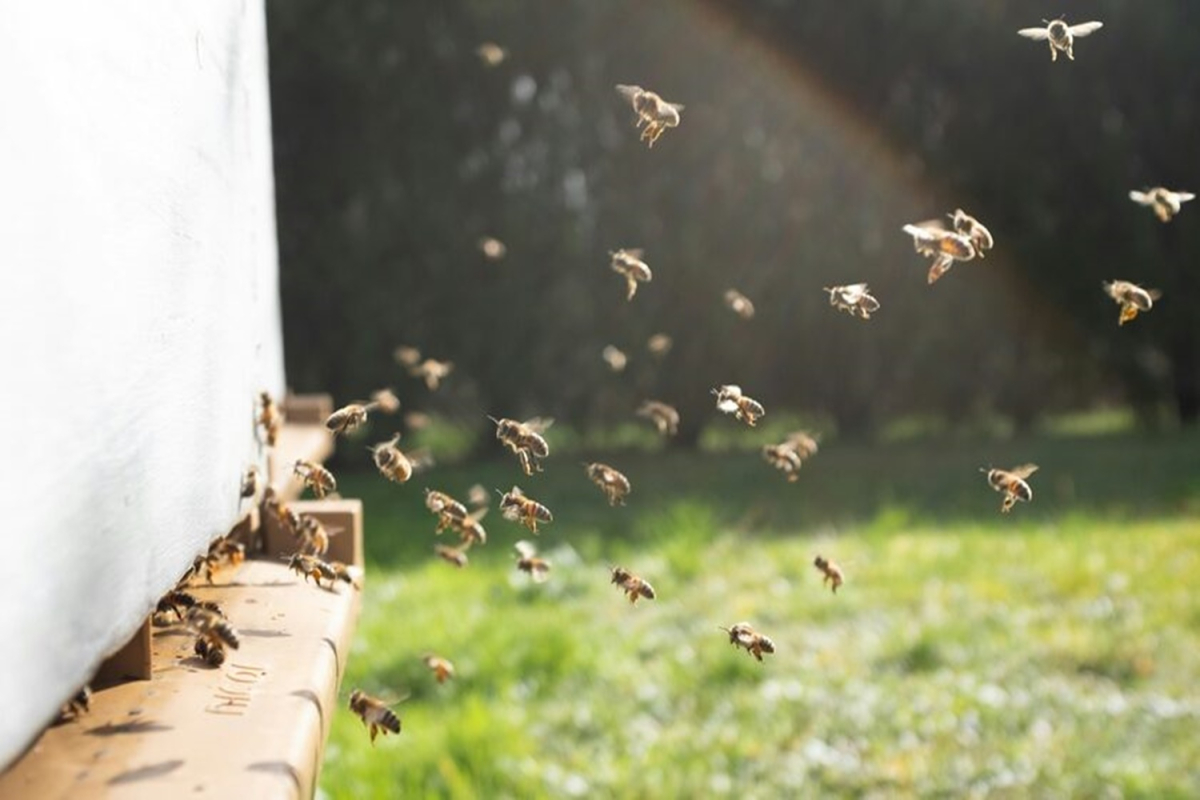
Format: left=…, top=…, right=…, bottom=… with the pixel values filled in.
left=1018, top=17, right=1103, bottom=62
left=981, top=464, right=1039, bottom=514
left=257, top=391, right=283, bottom=447
left=712, top=384, right=765, bottom=427
left=285, top=552, right=358, bottom=590
left=637, top=400, right=680, bottom=436
left=824, top=283, right=881, bottom=320
left=293, top=459, right=337, bottom=499
left=1129, top=187, right=1195, bottom=223
left=499, top=486, right=553, bottom=534
left=57, top=685, right=92, bottom=723
left=615, top=84, right=683, bottom=148
left=515, top=540, right=551, bottom=583
left=1103, top=280, right=1161, bottom=326
left=903, top=218, right=978, bottom=284
left=240, top=465, right=260, bottom=499
left=720, top=622, right=775, bottom=662
left=584, top=462, right=632, bottom=507
left=490, top=416, right=552, bottom=476
left=423, top=654, right=455, bottom=684
left=348, top=689, right=405, bottom=745
left=609, top=248, right=653, bottom=301
left=186, top=606, right=240, bottom=668
left=813, top=555, right=845, bottom=594
left=609, top=566, right=656, bottom=605
left=156, top=589, right=223, bottom=622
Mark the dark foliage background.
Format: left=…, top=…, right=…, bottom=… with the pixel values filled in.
left=268, top=0, right=1200, bottom=444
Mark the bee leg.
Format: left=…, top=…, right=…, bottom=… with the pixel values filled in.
left=369, top=724, right=378, bottom=745
left=1049, top=42, right=1057, bottom=61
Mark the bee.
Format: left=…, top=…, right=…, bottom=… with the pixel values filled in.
left=584, top=462, right=632, bottom=506
left=615, top=84, right=684, bottom=148
left=490, top=416, right=552, bottom=476
left=762, top=442, right=804, bottom=482
left=646, top=333, right=673, bottom=357
left=425, top=489, right=469, bottom=532
left=823, top=283, right=881, bottom=320
left=610, top=248, right=653, bottom=301
left=257, top=391, right=283, bottom=447
left=712, top=384, right=765, bottom=427
left=602, top=345, right=628, bottom=373
left=610, top=566, right=656, bottom=604
left=209, top=536, right=246, bottom=569
left=404, top=410, right=432, bottom=431
left=370, top=388, right=401, bottom=414
left=59, top=685, right=92, bottom=721
left=950, top=209, right=993, bottom=258
left=467, top=484, right=489, bottom=508
left=264, top=488, right=303, bottom=541
left=298, top=514, right=342, bottom=557
left=637, top=400, right=680, bottom=436
left=286, top=552, right=351, bottom=589
left=724, top=289, right=756, bottom=320
left=328, top=559, right=362, bottom=588
left=423, top=654, right=455, bottom=684
left=393, top=345, right=422, bottom=368
left=370, top=433, right=413, bottom=484
left=475, top=42, right=507, bottom=68
left=981, top=464, right=1039, bottom=514
left=186, top=606, right=240, bottom=667
left=409, top=358, right=454, bottom=391
left=434, top=543, right=469, bottom=568
left=499, top=486, right=553, bottom=534
left=813, top=555, right=844, bottom=594
left=1018, top=18, right=1103, bottom=62
left=325, top=401, right=380, bottom=436
left=1129, top=188, right=1195, bottom=223
left=156, top=590, right=222, bottom=621
left=1103, top=280, right=1161, bottom=326
left=293, top=459, right=336, bottom=499
left=348, top=689, right=403, bottom=745
left=479, top=235, right=508, bottom=259
left=719, top=622, right=775, bottom=662
left=451, top=507, right=488, bottom=548
left=785, top=430, right=820, bottom=460
left=903, top=220, right=977, bottom=284
left=515, top=540, right=551, bottom=582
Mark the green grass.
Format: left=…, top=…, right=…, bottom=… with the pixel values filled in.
left=319, top=432, right=1200, bottom=798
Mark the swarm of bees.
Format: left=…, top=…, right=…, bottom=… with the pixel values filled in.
left=637, top=400, right=679, bottom=436
left=1103, top=280, right=1161, bottom=326
left=1018, top=18, right=1103, bottom=62
left=515, top=540, right=551, bottom=582
left=824, top=283, right=881, bottom=320
left=423, top=654, right=455, bottom=684
left=491, top=416, right=552, bottom=476
left=499, top=486, right=553, bottom=534
left=723, top=289, right=755, bottom=320
left=609, top=566, right=656, bottom=605
left=297, top=514, right=341, bottom=557
left=720, top=622, right=775, bottom=662
left=294, top=459, right=337, bottom=499
left=583, top=462, right=631, bottom=506
left=615, top=84, right=683, bottom=148
left=813, top=555, right=845, bottom=594
left=712, top=384, right=765, bottom=427
left=609, top=248, right=653, bottom=301
left=981, top=464, right=1039, bottom=514
left=348, top=690, right=402, bottom=745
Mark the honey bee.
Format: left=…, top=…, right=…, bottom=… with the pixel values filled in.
left=813, top=555, right=845, bottom=594
left=475, top=42, right=507, bottom=68
left=637, top=400, right=680, bottom=436
left=451, top=507, right=488, bottom=548
left=328, top=559, right=362, bottom=588
left=762, top=443, right=804, bottom=482
left=610, top=248, right=653, bottom=301
left=186, top=606, right=240, bottom=667
left=615, top=84, right=683, bottom=148
left=602, top=345, right=628, bottom=373
left=409, top=358, right=455, bottom=391
left=298, top=514, right=343, bottom=557
left=467, top=484, right=489, bottom=508
left=1103, top=280, right=1161, bottom=326
left=393, top=345, right=422, bottom=368
left=370, top=388, right=401, bottom=414
left=610, top=566, right=656, bottom=604
left=490, top=416, right=552, bottom=476
left=719, top=622, right=776, bottom=662
left=724, top=289, right=755, bottom=319
left=293, top=459, right=337, bottom=498
left=423, top=654, right=455, bottom=684
left=348, top=689, right=403, bottom=745
left=59, top=685, right=92, bottom=721
left=425, top=489, right=469, bottom=533
left=823, top=283, right=881, bottom=320
left=902, top=220, right=977, bottom=284
left=434, top=543, right=469, bottom=568
left=370, top=433, right=413, bottom=484
left=478, top=235, right=508, bottom=259
left=584, top=462, right=632, bottom=506
left=981, top=464, right=1039, bottom=513
left=950, top=209, right=994, bottom=258
left=499, top=486, right=553, bottom=534
left=264, top=488, right=303, bottom=542
left=515, top=540, right=551, bottom=582
left=325, top=401, right=380, bottom=436
left=646, top=333, right=673, bottom=357
left=1129, top=188, right=1195, bottom=223
left=712, top=385, right=765, bottom=427
left=240, top=466, right=260, bottom=499
left=286, top=552, right=352, bottom=589
left=156, top=590, right=223, bottom=621
left=1018, top=18, right=1103, bottom=62
left=257, top=391, right=283, bottom=447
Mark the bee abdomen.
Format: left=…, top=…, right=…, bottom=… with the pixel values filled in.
left=378, top=708, right=401, bottom=734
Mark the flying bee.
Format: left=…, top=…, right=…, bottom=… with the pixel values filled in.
left=325, top=401, right=380, bottom=436
left=293, top=459, right=336, bottom=499
left=1129, top=187, right=1195, bottom=223
left=425, top=489, right=469, bottom=533
left=719, top=622, right=776, bottom=662
left=610, top=566, right=656, bottom=604
left=499, top=486, right=553, bottom=534
left=393, top=345, right=422, bottom=368
left=1103, top=280, right=1161, bottom=326
left=286, top=552, right=348, bottom=589
left=637, top=400, right=680, bottom=436
left=257, top=391, right=283, bottom=447
left=370, top=387, right=401, bottom=414
left=298, top=514, right=342, bottom=557
left=602, top=345, right=628, bottom=373
left=950, top=209, right=993, bottom=258
left=434, top=543, right=469, bottom=568
left=824, top=283, right=881, bottom=320
left=423, top=654, right=455, bottom=684
left=186, top=606, right=240, bottom=668
left=712, top=384, right=766, bottom=427
left=467, top=484, right=489, bottom=508
left=584, top=462, right=632, bottom=506
left=1018, top=18, right=1103, bottom=61
left=813, top=555, right=845, bottom=594
left=478, top=235, right=507, bottom=259
left=450, top=506, right=488, bottom=548
left=785, top=430, right=820, bottom=460
left=409, top=358, right=454, bottom=391
left=902, top=220, right=977, bottom=284
left=328, top=559, right=362, bottom=589
left=58, top=685, right=92, bottom=722
left=370, top=433, right=413, bottom=484
left=724, top=289, right=756, bottom=320
left=404, top=410, right=431, bottom=431
left=475, top=42, right=507, bottom=67
left=515, top=540, right=551, bottom=582
left=609, top=248, right=653, bottom=301
left=615, top=84, right=684, bottom=148
left=762, top=442, right=804, bottom=482
left=348, top=689, right=403, bottom=745
left=646, top=333, right=673, bottom=357
left=490, top=416, right=552, bottom=476
left=981, top=464, right=1039, bottom=514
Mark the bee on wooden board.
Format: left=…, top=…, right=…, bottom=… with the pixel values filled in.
left=712, top=384, right=765, bottom=427
left=1129, top=187, right=1194, bottom=223
left=434, top=543, right=469, bottom=568
left=813, top=555, right=845, bottom=594
left=499, top=486, right=553, bottom=534
left=902, top=220, right=977, bottom=284
left=423, top=654, right=455, bottom=684
left=515, top=540, right=551, bottom=582
left=186, top=606, right=240, bottom=668
left=325, top=400, right=381, bottom=436
left=724, top=289, right=756, bottom=320
left=584, top=462, right=632, bottom=506
left=1103, top=280, right=1161, bottom=326
left=1018, top=18, right=1103, bottom=62
left=720, top=622, right=775, bottom=662
left=610, top=566, right=656, bottom=604
left=610, top=248, right=653, bottom=301
left=824, top=283, right=881, bottom=320
left=370, top=433, right=413, bottom=484
left=615, top=84, right=684, bottom=148
left=286, top=552, right=355, bottom=589
left=257, top=391, right=283, bottom=447
left=637, top=400, right=680, bottom=436
left=348, top=689, right=404, bottom=745
left=293, top=459, right=336, bottom=499
left=981, top=464, right=1039, bottom=514
left=240, top=466, right=260, bottom=500
left=490, top=416, right=552, bottom=476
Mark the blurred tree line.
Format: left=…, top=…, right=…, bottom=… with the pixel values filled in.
left=269, top=0, right=1199, bottom=445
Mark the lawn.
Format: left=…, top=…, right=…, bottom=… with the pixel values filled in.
left=318, top=431, right=1200, bottom=798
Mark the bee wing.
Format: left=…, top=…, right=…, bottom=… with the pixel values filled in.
left=1129, top=190, right=1151, bottom=205
left=667, top=102, right=684, bottom=112
left=1068, top=21, right=1103, bottom=38
left=1148, top=288, right=1163, bottom=301
left=515, top=540, right=537, bottom=558
left=523, top=417, right=554, bottom=433
left=623, top=248, right=645, bottom=259
left=1017, top=26, right=1051, bottom=40
left=716, top=398, right=740, bottom=414
left=467, top=507, right=488, bottom=523
left=1010, top=464, right=1039, bottom=479
left=615, top=84, right=643, bottom=101
left=1176, top=192, right=1195, bottom=203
